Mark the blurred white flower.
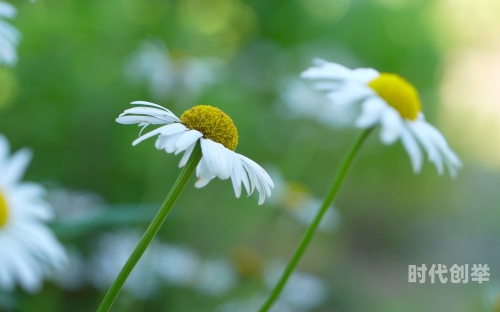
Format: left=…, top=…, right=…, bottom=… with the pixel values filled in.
left=263, top=260, right=328, bottom=311
left=154, top=245, right=238, bottom=296
left=194, top=258, right=238, bottom=296
left=89, top=230, right=238, bottom=298
left=302, top=59, right=462, bottom=177
left=217, top=259, right=328, bottom=312
left=153, top=243, right=201, bottom=286
left=0, top=134, right=67, bottom=293
left=88, top=231, right=161, bottom=298
left=47, top=188, right=104, bottom=221
left=117, top=102, right=274, bottom=204
left=125, top=40, right=222, bottom=105
left=0, top=2, right=20, bottom=66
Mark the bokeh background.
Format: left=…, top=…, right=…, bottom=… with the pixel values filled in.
left=1, top=0, right=499, bottom=311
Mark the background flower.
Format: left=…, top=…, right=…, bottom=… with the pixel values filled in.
left=125, top=39, right=224, bottom=106
left=0, top=135, right=66, bottom=293
left=0, top=1, right=20, bottom=66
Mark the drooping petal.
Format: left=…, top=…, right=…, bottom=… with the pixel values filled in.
left=355, top=97, right=386, bottom=128
left=195, top=158, right=215, bottom=188
left=407, top=119, right=444, bottom=175
left=200, top=139, right=223, bottom=178
left=178, top=142, right=195, bottom=168
left=116, top=115, right=170, bottom=125
left=379, top=107, right=403, bottom=145
left=165, top=132, right=186, bottom=154
left=400, top=125, right=423, bottom=174
left=132, top=125, right=170, bottom=146
left=230, top=154, right=243, bottom=198
left=175, top=130, right=202, bottom=155
left=415, top=119, right=462, bottom=177
left=238, top=154, right=274, bottom=205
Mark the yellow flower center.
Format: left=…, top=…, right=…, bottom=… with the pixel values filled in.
left=0, top=191, right=9, bottom=228
left=180, top=105, right=239, bottom=151
left=368, top=73, right=422, bottom=120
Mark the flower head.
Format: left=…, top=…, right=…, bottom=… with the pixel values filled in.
left=301, top=59, right=462, bottom=177
left=116, top=101, right=274, bottom=204
left=0, top=134, right=67, bottom=292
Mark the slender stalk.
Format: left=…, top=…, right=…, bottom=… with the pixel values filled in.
left=97, top=142, right=202, bottom=312
left=258, top=129, right=373, bottom=312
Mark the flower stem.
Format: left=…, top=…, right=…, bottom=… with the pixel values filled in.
left=258, top=128, right=373, bottom=312
left=97, top=142, right=202, bottom=312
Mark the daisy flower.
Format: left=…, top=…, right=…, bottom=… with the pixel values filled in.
left=0, top=1, right=21, bottom=66
left=116, top=102, right=274, bottom=204
left=301, top=59, right=462, bottom=177
left=0, top=134, right=67, bottom=292
left=125, top=40, right=222, bottom=104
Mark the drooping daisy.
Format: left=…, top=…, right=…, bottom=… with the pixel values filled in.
left=301, top=59, right=462, bottom=177
left=0, top=134, right=67, bottom=292
left=0, top=1, right=21, bottom=66
left=116, top=102, right=274, bottom=204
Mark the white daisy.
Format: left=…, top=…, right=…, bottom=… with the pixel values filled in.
left=116, top=101, right=274, bottom=204
left=89, top=231, right=161, bottom=299
left=0, top=134, right=67, bottom=293
left=125, top=40, right=222, bottom=104
left=0, top=1, right=21, bottom=66
left=301, top=59, right=462, bottom=177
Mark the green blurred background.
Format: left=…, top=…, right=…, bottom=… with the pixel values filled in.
left=1, top=0, right=499, bottom=311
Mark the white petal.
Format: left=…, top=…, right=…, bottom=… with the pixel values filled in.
left=165, top=132, right=185, bottom=154
left=200, top=139, right=222, bottom=177
left=132, top=125, right=169, bottom=146
left=130, top=101, right=172, bottom=112
left=355, top=97, right=386, bottom=128
left=160, top=123, right=189, bottom=136
left=407, top=120, right=444, bottom=175
left=216, top=145, right=232, bottom=180
left=400, top=125, right=423, bottom=174
left=379, top=107, right=403, bottom=145
left=229, top=153, right=243, bottom=198
left=301, top=62, right=356, bottom=81
left=2, top=148, right=32, bottom=185
left=116, top=115, right=169, bottom=125
left=352, top=68, right=380, bottom=84
left=195, top=159, right=214, bottom=188
left=302, top=60, right=379, bottom=84
left=0, top=2, right=16, bottom=19
left=154, top=124, right=189, bottom=150
left=416, top=119, right=462, bottom=177
left=238, top=155, right=274, bottom=205
left=175, top=130, right=202, bottom=155
left=178, top=143, right=196, bottom=168
left=325, top=85, right=371, bottom=107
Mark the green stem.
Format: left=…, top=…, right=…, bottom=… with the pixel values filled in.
left=97, top=142, right=202, bottom=312
left=258, top=129, right=372, bottom=312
